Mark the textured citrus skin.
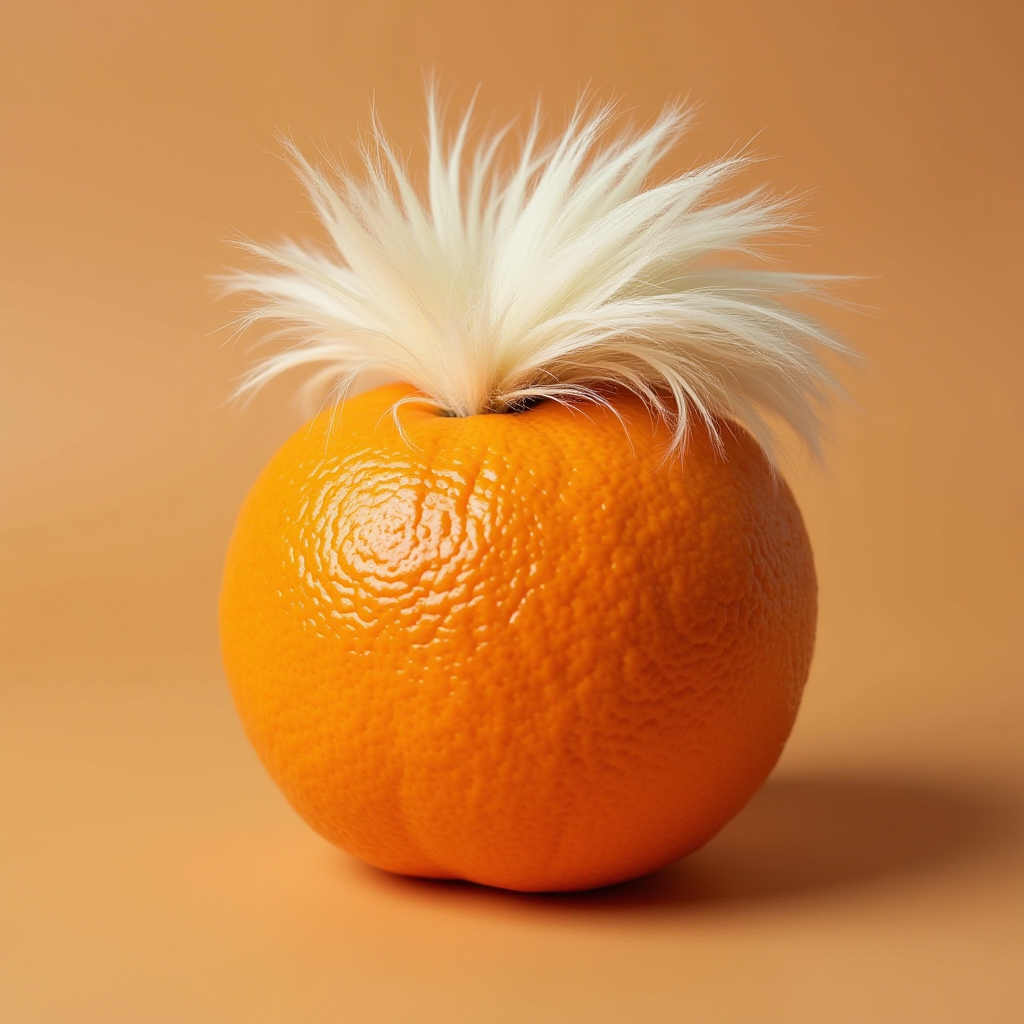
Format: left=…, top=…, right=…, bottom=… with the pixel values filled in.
left=220, top=383, right=816, bottom=892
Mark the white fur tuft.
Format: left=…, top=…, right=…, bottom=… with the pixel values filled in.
left=225, top=91, right=850, bottom=458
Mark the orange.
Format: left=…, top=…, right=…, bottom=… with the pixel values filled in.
left=220, top=383, right=816, bottom=892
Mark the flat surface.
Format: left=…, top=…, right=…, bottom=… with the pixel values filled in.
left=2, top=2, right=1022, bottom=1021
left=1, top=654, right=1021, bottom=1023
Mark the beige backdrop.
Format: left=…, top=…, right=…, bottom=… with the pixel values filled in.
left=1, top=2, right=1021, bottom=1022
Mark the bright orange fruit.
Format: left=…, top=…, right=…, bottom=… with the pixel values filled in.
left=220, top=383, right=816, bottom=892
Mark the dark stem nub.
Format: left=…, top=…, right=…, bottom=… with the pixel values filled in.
left=489, top=394, right=546, bottom=415
left=435, top=395, right=547, bottom=417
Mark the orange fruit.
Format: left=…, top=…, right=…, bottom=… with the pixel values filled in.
left=220, top=382, right=816, bottom=892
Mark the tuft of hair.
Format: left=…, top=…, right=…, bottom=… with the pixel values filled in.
left=224, top=90, right=851, bottom=461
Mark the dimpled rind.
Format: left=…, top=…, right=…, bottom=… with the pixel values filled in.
left=220, top=383, right=816, bottom=892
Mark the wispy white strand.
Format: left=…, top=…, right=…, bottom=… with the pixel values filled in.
left=223, top=90, right=850, bottom=459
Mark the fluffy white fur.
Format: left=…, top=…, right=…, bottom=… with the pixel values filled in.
left=226, top=93, right=847, bottom=458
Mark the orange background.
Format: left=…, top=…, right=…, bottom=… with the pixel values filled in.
left=1, top=2, right=1021, bottom=1021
